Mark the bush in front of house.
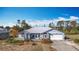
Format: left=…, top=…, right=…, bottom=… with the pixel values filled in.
left=41, top=39, right=53, bottom=44
left=32, top=43, right=37, bottom=45
left=6, top=38, right=24, bottom=45
left=73, top=39, right=79, bottom=43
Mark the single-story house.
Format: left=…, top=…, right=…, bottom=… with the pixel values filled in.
left=0, top=28, right=9, bottom=39
left=18, top=27, right=65, bottom=41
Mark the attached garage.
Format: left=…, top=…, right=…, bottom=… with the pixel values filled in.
left=48, top=30, right=65, bottom=40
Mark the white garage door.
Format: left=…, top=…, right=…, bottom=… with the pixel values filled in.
left=50, top=35, right=64, bottom=40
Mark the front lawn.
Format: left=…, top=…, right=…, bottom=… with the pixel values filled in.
left=0, top=39, right=56, bottom=51
left=66, top=34, right=79, bottom=40
left=66, top=34, right=79, bottom=44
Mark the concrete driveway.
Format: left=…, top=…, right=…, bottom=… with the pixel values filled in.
left=52, top=40, right=77, bottom=51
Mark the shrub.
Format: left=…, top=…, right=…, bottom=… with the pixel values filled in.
left=32, top=43, right=37, bottom=45
left=6, top=38, right=24, bottom=45
left=74, top=39, right=79, bottom=43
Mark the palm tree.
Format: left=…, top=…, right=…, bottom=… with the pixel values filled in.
left=57, top=20, right=64, bottom=27
left=17, top=20, right=21, bottom=27
left=70, top=20, right=76, bottom=28
left=49, top=22, right=54, bottom=28
left=17, top=20, right=20, bottom=24
left=64, top=21, right=70, bottom=28
left=57, top=20, right=64, bottom=30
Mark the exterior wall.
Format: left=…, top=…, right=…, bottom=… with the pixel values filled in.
left=18, top=33, right=50, bottom=40
left=18, top=34, right=25, bottom=40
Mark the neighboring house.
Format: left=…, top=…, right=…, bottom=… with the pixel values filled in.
left=0, top=28, right=9, bottom=39
left=18, top=27, right=65, bottom=41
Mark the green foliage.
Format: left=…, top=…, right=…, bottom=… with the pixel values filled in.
left=5, top=26, right=10, bottom=30
left=70, top=28, right=78, bottom=34
left=14, top=25, right=24, bottom=32
left=21, top=20, right=31, bottom=29
left=74, top=39, right=79, bottom=43
left=57, top=21, right=64, bottom=27
left=49, top=23, right=52, bottom=28
left=76, top=26, right=79, bottom=30
left=49, top=22, right=55, bottom=28
left=6, top=38, right=24, bottom=44
left=62, top=27, right=79, bottom=34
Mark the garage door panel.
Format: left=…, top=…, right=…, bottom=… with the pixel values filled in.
left=50, top=35, right=64, bottom=40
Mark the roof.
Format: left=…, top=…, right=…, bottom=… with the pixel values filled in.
left=48, top=30, right=64, bottom=35
left=21, top=27, right=64, bottom=35
left=24, top=27, right=52, bottom=33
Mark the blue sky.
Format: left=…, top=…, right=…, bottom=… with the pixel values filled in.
left=0, top=7, right=79, bottom=27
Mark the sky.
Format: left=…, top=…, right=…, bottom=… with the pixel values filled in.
left=0, top=7, right=79, bottom=27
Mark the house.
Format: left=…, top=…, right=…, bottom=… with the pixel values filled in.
left=0, top=28, right=9, bottom=39
left=18, top=27, right=65, bottom=41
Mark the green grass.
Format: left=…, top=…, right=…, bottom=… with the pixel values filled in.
left=66, top=34, right=79, bottom=40
left=66, top=34, right=79, bottom=44
left=73, top=39, right=79, bottom=43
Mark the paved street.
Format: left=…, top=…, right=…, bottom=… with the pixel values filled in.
left=52, top=40, right=77, bottom=51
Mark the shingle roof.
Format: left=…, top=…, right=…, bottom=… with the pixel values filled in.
left=25, top=27, right=52, bottom=33
left=48, top=30, right=64, bottom=35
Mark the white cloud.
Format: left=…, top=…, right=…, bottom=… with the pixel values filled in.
left=58, top=17, right=65, bottom=21
left=70, top=16, right=79, bottom=21
left=56, top=16, right=79, bottom=22
left=0, top=22, right=16, bottom=27
left=26, top=19, right=53, bottom=27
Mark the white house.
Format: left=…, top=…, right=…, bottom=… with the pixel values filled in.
left=18, top=27, right=65, bottom=41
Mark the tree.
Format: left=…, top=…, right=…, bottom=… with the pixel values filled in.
left=49, top=22, right=54, bottom=28
left=0, top=26, right=4, bottom=28
left=5, top=26, right=10, bottom=31
left=17, top=20, right=20, bottom=24
left=49, top=23, right=52, bottom=28
left=64, top=21, right=70, bottom=28
left=57, top=20, right=64, bottom=27
left=17, top=20, right=21, bottom=27
left=57, top=20, right=64, bottom=31
left=77, top=25, right=79, bottom=30
left=64, top=21, right=72, bottom=32
left=21, top=20, right=31, bottom=29
left=43, top=24, right=46, bottom=27
left=9, top=26, right=19, bottom=38
left=15, top=25, right=24, bottom=32
left=70, top=20, right=76, bottom=28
